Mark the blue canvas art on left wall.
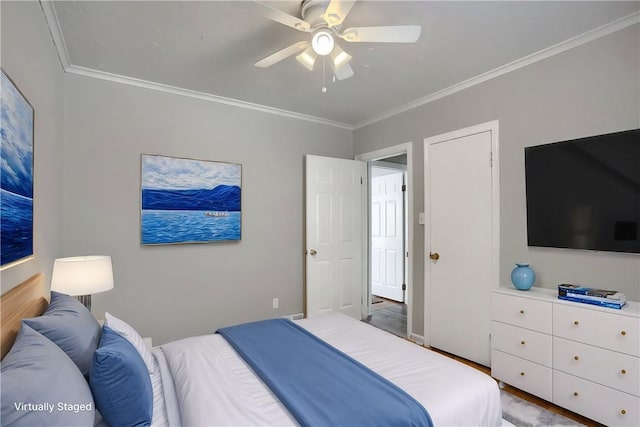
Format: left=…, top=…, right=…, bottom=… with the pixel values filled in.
left=141, top=154, right=242, bottom=245
left=1, top=70, right=34, bottom=267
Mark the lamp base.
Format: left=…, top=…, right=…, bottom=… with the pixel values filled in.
left=76, top=294, right=92, bottom=312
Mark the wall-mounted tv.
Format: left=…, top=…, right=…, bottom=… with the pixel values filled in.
left=525, top=129, right=640, bottom=254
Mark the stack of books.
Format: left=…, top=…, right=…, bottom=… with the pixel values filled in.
left=558, top=284, right=627, bottom=309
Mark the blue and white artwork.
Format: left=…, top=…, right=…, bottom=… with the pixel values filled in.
left=1, top=71, right=34, bottom=267
left=141, top=154, right=242, bottom=244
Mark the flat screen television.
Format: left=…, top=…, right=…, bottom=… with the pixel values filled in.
left=525, top=128, right=640, bottom=254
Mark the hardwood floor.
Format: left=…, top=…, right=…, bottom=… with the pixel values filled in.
left=429, top=348, right=605, bottom=427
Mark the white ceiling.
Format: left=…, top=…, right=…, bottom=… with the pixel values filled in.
left=47, top=1, right=640, bottom=128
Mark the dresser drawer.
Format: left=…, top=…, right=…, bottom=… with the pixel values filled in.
left=553, top=370, right=639, bottom=427
left=553, top=337, right=640, bottom=396
left=491, top=350, right=552, bottom=401
left=553, top=303, right=640, bottom=356
left=491, top=321, right=552, bottom=367
left=491, top=293, right=552, bottom=334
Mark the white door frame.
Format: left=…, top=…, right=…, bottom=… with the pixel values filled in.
left=423, top=120, right=500, bottom=347
left=356, top=142, right=414, bottom=339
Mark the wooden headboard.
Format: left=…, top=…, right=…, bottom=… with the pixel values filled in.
left=0, top=273, right=49, bottom=360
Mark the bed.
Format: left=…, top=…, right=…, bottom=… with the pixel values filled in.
left=1, top=274, right=503, bottom=426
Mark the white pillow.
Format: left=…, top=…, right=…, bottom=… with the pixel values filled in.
left=104, top=312, right=156, bottom=374
left=150, top=356, right=169, bottom=427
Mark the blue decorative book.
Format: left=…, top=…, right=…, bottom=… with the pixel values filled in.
left=558, top=284, right=626, bottom=301
left=558, top=294, right=626, bottom=309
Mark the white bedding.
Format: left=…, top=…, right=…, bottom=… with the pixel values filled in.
left=152, top=312, right=502, bottom=426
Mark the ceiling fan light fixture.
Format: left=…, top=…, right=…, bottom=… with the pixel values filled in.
left=311, top=29, right=334, bottom=56
left=296, top=46, right=317, bottom=71
left=331, top=45, right=352, bottom=70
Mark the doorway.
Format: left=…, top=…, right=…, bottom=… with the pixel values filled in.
left=356, top=143, right=413, bottom=338
left=370, top=161, right=406, bottom=303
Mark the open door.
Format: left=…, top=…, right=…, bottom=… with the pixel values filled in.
left=305, top=155, right=366, bottom=319
left=370, top=166, right=405, bottom=302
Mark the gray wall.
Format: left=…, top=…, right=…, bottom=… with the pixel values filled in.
left=3, top=1, right=638, bottom=346
left=62, top=74, right=353, bottom=344
left=354, top=24, right=640, bottom=336
left=0, top=1, right=65, bottom=293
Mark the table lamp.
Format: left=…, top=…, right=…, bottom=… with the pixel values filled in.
left=51, top=255, right=114, bottom=311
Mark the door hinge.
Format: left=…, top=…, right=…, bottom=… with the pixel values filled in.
left=402, top=184, right=407, bottom=192
left=489, top=151, right=493, bottom=167
left=402, top=283, right=407, bottom=291
left=360, top=176, right=363, bottom=184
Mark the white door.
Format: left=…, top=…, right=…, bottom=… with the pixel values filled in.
left=371, top=168, right=404, bottom=302
left=425, top=123, right=498, bottom=366
left=305, top=155, right=366, bottom=319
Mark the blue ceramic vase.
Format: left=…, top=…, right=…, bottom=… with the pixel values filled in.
left=511, top=263, right=535, bottom=290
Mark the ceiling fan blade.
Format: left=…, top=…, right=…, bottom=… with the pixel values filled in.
left=254, top=1, right=311, bottom=32
left=323, top=0, right=357, bottom=27
left=254, top=41, right=309, bottom=68
left=331, top=60, right=354, bottom=80
left=296, top=47, right=317, bottom=71
left=340, top=25, right=422, bottom=43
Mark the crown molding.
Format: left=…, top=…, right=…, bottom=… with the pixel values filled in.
left=353, top=11, right=640, bottom=130
left=40, top=0, right=71, bottom=71
left=64, top=65, right=354, bottom=129
left=40, top=1, right=637, bottom=132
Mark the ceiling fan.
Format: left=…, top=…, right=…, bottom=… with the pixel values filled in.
left=254, top=0, right=421, bottom=82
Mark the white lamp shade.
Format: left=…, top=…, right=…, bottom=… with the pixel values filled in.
left=296, top=46, right=317, bottom=71
left=51, top=256, right=114, bottom=296
left=330, top=45, right=352, bottom=70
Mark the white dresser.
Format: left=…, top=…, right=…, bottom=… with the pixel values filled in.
left=491, top=287, right=640, bottom=426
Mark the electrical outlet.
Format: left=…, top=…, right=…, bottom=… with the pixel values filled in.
left=272, top=297, right=279, bottom=309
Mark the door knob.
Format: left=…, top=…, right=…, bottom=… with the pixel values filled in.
left=309, top=249, right=317, bottom=256
left=429, top=252, right=440, bottom=260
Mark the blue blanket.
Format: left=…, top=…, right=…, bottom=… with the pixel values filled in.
left=217, top=318, right=433, bottom=427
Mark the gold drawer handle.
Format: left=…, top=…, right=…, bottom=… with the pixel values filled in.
left=620, top=330, right=626, bottom=336
left=573, top=320, right=579, bottom=326
left=621, top=369, right=627, bottom=375
left=573, top=392, right=579, bottom=397
left=520, top=341, right=526, bottom=345
left=574, top=355, right=580, bottom=361
left=519, top=310, right=525, bottom=315
left=520, top=372, right=525, bottom=376
left=621, top=409, right=627, bottom=415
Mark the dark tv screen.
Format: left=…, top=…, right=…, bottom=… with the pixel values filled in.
left=525, top=129, right=640, bottom=254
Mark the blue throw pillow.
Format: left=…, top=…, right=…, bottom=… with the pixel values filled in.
left=90, top=326, right=153, bottom=427
left=23, top=291, right=101, bottom=376
left=1, top=323, right=95, bottom=426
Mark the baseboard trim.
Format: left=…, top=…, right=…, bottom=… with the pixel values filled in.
left=410, top=333, right=425, bottom=346
left=282, top=313, right=305, bottom=321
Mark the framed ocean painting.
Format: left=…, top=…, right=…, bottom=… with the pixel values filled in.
left=1, top=70, right=34, bottom=269
left=141, top=154, right=242, bottom=245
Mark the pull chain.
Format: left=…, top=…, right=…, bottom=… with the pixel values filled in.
left=322, top=56, right=327, bottom=93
